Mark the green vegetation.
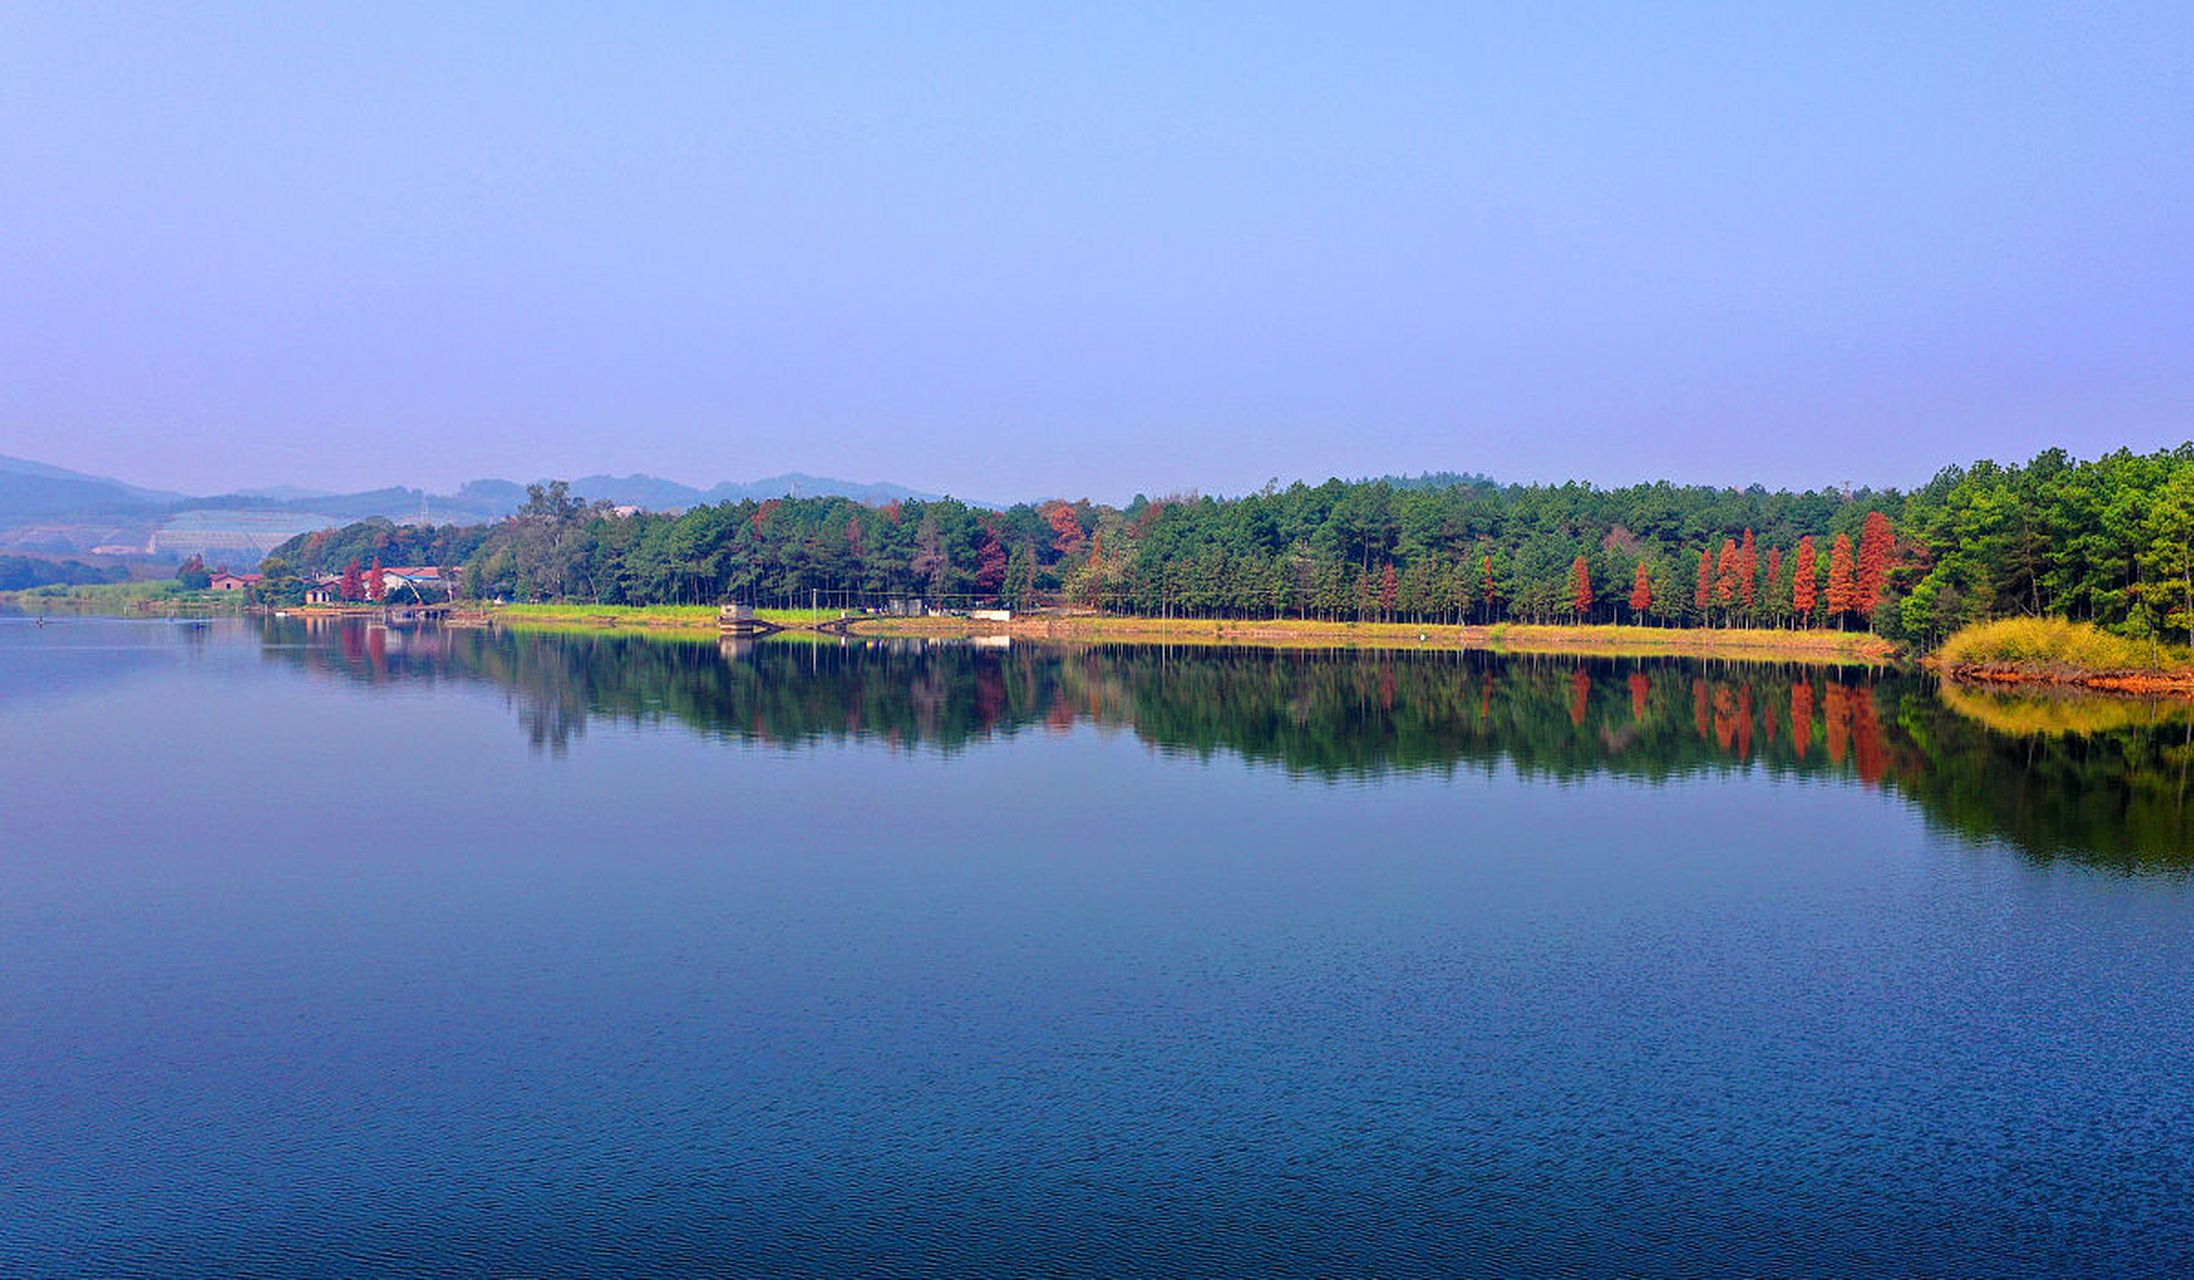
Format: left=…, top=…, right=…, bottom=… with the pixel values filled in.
left=245, top=445, right=2194, bottom=655
left=1, top=578, right=199, bottom=609
left=0, top=555, right=126, bottom=592
left=1934, top=618, right=2193, bottom=674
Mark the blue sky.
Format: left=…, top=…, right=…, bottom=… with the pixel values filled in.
left=2, top=3, right=2189, bottom=502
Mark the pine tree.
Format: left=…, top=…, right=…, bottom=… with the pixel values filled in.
left=1826, top=532, right=1857, bottom=624
left=1792, top=537, right=1818, bottom=623
left=1855, top=511, right=1894, bottom=622
left=1380, top=563, right=1400, bottom=618
left=1482, top=552, right=1497, bottom=620
left=1570, top=556, right=1593, bottom=619
left=1629, top=561, right=1653, bottom=620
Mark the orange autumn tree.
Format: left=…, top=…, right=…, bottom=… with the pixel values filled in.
left=1629, top=561, right=1653, bottom=620
left=1695, top=547, right=1713, bottom=617
left=1738, top=529, right=1759, bottom=613
left=1569, top=556, right=1593, bottom=620
left=1855, top=511, right=1895, bottom=625
left=1716, top=538, right=1740, bottom=611
left=1826, top=532, right=1858, bottom=626
left=1792, top=536, right=1819, bottom=623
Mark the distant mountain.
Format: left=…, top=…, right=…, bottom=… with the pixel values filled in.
left=566, top=474, right=710, bottom=510
left=703, top=472, right=950, bottom=505
left=0, top=454, right=190, bottom=516
left=560, top=471, right=953, bottom=510
left=0, top=453, right=971, bottom=560
left=230, top=484, right=338, bottom=502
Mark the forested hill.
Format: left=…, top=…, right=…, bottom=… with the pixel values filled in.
left=261, top=445, right=2194, bottom=647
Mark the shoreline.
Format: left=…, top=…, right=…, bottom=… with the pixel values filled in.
left=837, top=614, right=1901, bottom=664
left=1929, top=660, right=2194, bottom=697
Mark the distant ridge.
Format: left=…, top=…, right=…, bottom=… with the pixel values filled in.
left=0, top=452, right=970, bottom=559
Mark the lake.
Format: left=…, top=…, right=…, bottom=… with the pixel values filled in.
left=5, top=615, right=2193, bottom=1277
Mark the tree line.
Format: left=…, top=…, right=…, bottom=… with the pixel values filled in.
left=257, top=443, right=2194, bottom=646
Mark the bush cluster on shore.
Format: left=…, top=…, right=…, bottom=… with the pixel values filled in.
left=1935, top=618, right=2192, bottom=674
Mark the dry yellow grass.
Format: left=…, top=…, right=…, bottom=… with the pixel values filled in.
left=1934, top=617, right=2192, bottom=674
left=848, top=614, right=1900, bottom=663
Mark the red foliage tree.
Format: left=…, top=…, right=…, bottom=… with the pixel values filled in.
left=1791, top=537, right=1818, bottom=622
left=1629, top=561, right=1653, bottom=618
left=1379, top=563, right=1400, bottom=617
left=1481, top=552, right=1498, bottom=616
left=1738, top=529, right=1759, bottom=610
left=974, top=524, right=1008, bottom=598
left=1569, top=556, right=1592, bottom=619
left=1855, top=511, right=1895, bottom=622
left=1695, top=547, right=1713, bottom=613
left=1043, top=502, right=1086, bottom=557
left=1715, top=538, right=1739, bottom=607
left=339, top=559, right=364, bottom=602
left=1826, top=533, right=1858, bottom=623
left=368, top=557, right=387, bottom=602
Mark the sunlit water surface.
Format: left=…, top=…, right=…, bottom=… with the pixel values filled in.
left=4, top=616, right=2192, bottom=1277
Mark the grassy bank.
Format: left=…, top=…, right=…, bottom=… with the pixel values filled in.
left=0, top=580, right=215, bottom=612
left=847, top=614, right=1901, bottom=663
left=489, top=603, right=838, bottom=632
left=1930, top=618, right=2194, bottom=694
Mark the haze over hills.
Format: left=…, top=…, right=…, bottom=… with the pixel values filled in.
left=0, top=453, right=958, bottom=563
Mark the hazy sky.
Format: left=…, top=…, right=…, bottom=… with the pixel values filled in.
left=3, top=3, right=2190, bottom=502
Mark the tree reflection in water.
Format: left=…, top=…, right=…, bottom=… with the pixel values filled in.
left=260, top=618, right=2194, bottom=872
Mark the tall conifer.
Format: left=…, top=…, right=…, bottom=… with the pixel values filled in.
left=1792, top=537, right=1818, bottom=622
left=1826, top=533, right=1858, bottom=624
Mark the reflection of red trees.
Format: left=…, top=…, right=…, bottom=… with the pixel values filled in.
left=1046, top=696, right=1076, bottom=733
left=1849, top=685, right=1888, bottom=785
left=1569, top=669, right=1590, bottom=726
left=974, top=664, right=1006, bottom=729
left=367, top=625, right=386, bottom=671
left=1379, top=664, right=1396, bottom=711
left=1629, top=671, right=1650, bottom=721
left=1737, top=685, right=1755, bottom=760
left=1791, top=682, right=1814, bottom=759
left=1824, top=682, right=1851, bottom=765
left=1712, top=684, right=1737, bottom=751
left=1693, top=678, right=1711, bottom=741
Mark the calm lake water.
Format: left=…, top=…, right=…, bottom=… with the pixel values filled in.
left=5, top=615, right=2194, bottom=1277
